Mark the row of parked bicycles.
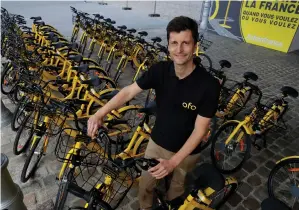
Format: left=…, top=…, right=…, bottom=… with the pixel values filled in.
left=1, top=6, right=298, bottom=210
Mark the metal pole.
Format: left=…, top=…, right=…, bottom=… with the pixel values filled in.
left=1, top=99, right=13, bottom=128
left=153, top=0, right=157, bottom=13
left=198, top=0, right=205, bottom=26
left=199, top=0, right=211, bottom=32
left=1, top=153, right=28, bottom=210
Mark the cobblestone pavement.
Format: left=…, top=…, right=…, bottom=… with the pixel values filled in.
left=1, top=1, right=299, bottom=210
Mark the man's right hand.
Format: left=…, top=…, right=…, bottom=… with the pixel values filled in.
left=87, top=113, right=104, bottom=138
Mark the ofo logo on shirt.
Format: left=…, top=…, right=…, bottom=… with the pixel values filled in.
left=182, top=102, right=196, bottom=110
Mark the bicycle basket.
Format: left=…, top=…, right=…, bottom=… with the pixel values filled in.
left=59, top=154, right=135, bottom=209
left=54, top=127, right=106, bottom=164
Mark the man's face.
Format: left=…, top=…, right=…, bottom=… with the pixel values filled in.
left=168, top=30, right=196, bottom=66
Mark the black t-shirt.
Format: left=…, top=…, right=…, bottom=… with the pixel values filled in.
left=136, top=61, right=220, bottom=154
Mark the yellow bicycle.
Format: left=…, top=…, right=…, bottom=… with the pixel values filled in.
left=211, top=86, right=298, bottom=173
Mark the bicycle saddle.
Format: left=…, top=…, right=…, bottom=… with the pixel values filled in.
left=81, top=76, right=101, bottom=87
left=219, top=60, right=231, bottom=69
left=127, top=28, right=136, bottom=33
left=117, top=25, right=127, bottom=30
left=138, top=31, right=148, bottom=37
left=73, top=64, right=89, bottom=73
left=68, top=54, right=83, bottom=63
left=281, top=86, right=298, bottom=98
left=20, top=26, right=31, bottom=30
left=46, top=32, right=55, bottom=40
left=30, top=16, right=42, bottom=20
left=99, top=90, right=119, bottom=100
left=243, top=72, right=258, bottom=81
left=186, top=163, right=225, bottom=192
left=261, top=197, right=291, bottom=210
left=138, top=101, right=157, bottom=115
left=151, top=37, right=162, bottom=43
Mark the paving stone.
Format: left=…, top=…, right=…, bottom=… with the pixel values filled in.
left=21, top=180, right=43, bottom=195
left=42, top=174, right=56, bottom=188
left=253, top=186, right=268, bottom=202
left=242, top=196, right=260, bottom=210
left=281, top=148, right=297, bottom=157
left=246, top=174, right=262, bottom=187
left=264, top=160, right=276, bottom=170
left=233, top=169, right=249, bottom=181
left=46, top=160, right=62, bottom=174
left=273, top=154, right=284, bottom=162
left=257, top=166, right=271, bottom=179
left=260, top=149, right=275, bottom=159
left=268, top=144, right=280, bottom=154
left=275, top=138, right=290, bottom=148
left=34, top=166, right=50, bottom=179
left=27, top=205, right=37, bottom=210
left=45, top=185, right=59, bottom=200
left=118, top=196, right=131, bottom=208
left=128, top=186, right=139, bottom=199
left=36, top=199, right=54, bottom=210
left=235, top=204, right=247, bottom=210
left=250, top=154, right=266, bottom=167
left=35, top=188, right=49, bottom=204
left=237, top=182, right=253, bottom=198
left=227, top=192, right=243, bottom=207
left=219, top=203, right=231, bottom=210
left=130, top=199, right=139, bottom=210
left=24, top=192, right=37, bottom=207
left=242, top=160, right=257, bottom=174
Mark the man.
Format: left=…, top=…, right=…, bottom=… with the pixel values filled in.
left=88, top=16, right=220, bottom=209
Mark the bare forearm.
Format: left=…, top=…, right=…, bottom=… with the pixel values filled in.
left=170, top=129, right=206, bottom=166
left=95, top=86, right=135, bottom=117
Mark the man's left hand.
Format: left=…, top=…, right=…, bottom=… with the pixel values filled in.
left=148, top=158, right=177, bottom=179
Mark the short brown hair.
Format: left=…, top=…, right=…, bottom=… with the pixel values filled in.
left=166, top=16, right=199, bottom=44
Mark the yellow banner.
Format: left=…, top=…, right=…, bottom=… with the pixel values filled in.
left=240, top=0, right=299, bottom=52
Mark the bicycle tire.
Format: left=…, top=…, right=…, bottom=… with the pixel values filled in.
left=13, top=114, right=34, bottom=155
left=210, top=121, right=251, bottom=174
left=198, top=116, right=217, bottom=151
left=98, top=44, right=107, bottom=64
left=104, top=51, right=115, bottom=74
left=13, top=85, right=24, bottom=103
left=227, top=88, right=253, bottom=119
left=54, top=168, right=73, bottom=210
left=11, top=99, right=28, bottom=131
left=20, top=134, right=44, bottom=183
left=198, top=52, right=212, bottom=71
left=87, top=66, right=109, bottom=78
left=1, top=64, right=17, bottom=95
left=71, top=27, right=79, bottom=43
left=210, top=179, right=238, bottom=208
left=267, top=157, right=299, bottom=209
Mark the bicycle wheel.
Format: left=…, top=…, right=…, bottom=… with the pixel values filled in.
left=198, top=52, right=212, bottom=71
left=20, top=134, right=45, bottom=183
left=198, top=116, right=217, bottom=151
left=11, top=99, right=30, bottom=131
left=268, top=158, right=299, bottom=209
left=210, top=121, right=251, bottom=174
left=86, top=66, right=108, bottom=77
left=54, top=166, right=75, bottom=210
left=1, top=64, right=17, bottom=95
left=209, top=179, right=238, bottom=208
left=13, top=114, right=34, bottom=155
left=71, top=27, right=79, bottom=43
left=227, top=88, right=253, bottom=119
